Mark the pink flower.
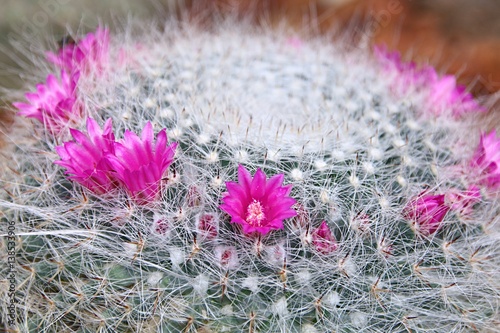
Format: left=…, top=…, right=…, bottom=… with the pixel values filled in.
left=403, top=192, right=450, bottom=235
left=374, top=45, right=484, bottom=117
left=312, top=221, right=337, bottom=254
left=446, top=186, right=481, bottom=216
left=107, top=122, right=177, bottom=203
left=470, top=130, right=500, bottom=190
left=220, top=165, right=297, bottom=235
left=55, top=118, right=116, bottom=194
left=13, top=71, right=80, bottom=134
left=426, top=75, right=485, bottom=117
left=47, top=27, right=109, bottom=74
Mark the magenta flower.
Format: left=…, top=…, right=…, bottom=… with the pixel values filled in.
left=403, top=192, right=450, bottom=235
left=220, top=165, right=297, bottom=235
left=47, top=27, right=109, bottom=74
left=470, top=130, right=500, bottom=190
left=55, top=118, right=116, bottom=194
left=107, top=122, right=177, bottom=203
left=13, top=71, right=80, bottom=134
left=312, top=221, right=337, bottom=254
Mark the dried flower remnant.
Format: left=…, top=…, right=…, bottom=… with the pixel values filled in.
left=55, top=118, right=116, bottom=194
left=215, top=246, right=239, bottom=270
left=196, top=213, right=218, bottom=240
left=152, top=213, right=170, bottom=236
left=220, top=165, right=297, bottom=235
left=350, top=213, right=371, bottom=234
left=290, top=203, right=309, bottom=231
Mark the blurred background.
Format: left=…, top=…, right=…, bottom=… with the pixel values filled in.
left=1, top=0, right=499, bottom=137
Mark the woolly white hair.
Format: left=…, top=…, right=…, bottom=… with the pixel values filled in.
left=1, top=3, right=499, bottom=333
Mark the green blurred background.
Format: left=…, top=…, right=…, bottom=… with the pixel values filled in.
left=0, top=0, right=180, bottom=95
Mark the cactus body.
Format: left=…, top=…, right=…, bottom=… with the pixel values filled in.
left=1, top=13, right=499, bottom=333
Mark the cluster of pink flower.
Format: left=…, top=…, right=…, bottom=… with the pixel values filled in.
left=14, top=28, right=177, bottom=204
left=14, top=28, right=109, bottom=134
left=403, top=186, right=480, bottom=236
left=404, top=130, right=500, bottom=236
left=375, top=45, right=500, bottom=236
left=12, top=29, right=500, bottom=246
left=56, top=118, right=177, bottom=204
left=374, top=45, right=485, bottom=117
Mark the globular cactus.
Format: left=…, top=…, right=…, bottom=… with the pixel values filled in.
left=1, top=8, right=499, bottom=333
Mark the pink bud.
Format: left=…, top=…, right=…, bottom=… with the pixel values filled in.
left=312, top=221, right=338, bottom=254
left=403, top=192, right=450, bottom=235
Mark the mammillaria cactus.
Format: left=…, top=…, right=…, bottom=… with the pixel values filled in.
left=1, top=7, right=499, bottom=333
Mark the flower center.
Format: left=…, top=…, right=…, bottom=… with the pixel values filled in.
left=246, top=200, right=266, bottom=226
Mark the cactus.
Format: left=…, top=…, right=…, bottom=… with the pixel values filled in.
left=1, top=9, right=499, bottom=333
